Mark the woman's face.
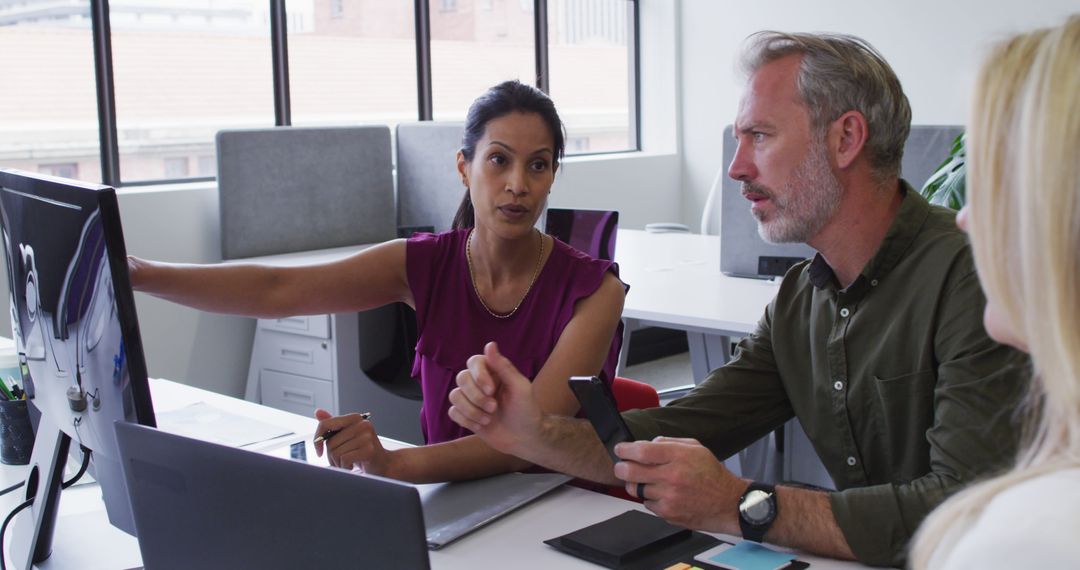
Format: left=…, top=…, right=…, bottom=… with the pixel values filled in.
left=956, top=205, right=1028, bottom=351
left=458, top=112, right=556, bottom=238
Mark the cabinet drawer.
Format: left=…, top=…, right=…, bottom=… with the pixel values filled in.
left=258, top=315, right=330, bottom=339
left=260, top=369, right=333, bottom=418
left=254, top=330, right=333, bottom=380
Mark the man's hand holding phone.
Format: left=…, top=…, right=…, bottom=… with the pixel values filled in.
left=567, top=375, right=635, bottom=463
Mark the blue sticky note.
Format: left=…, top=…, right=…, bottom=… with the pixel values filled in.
left=696, top=541, right=796, bottom=570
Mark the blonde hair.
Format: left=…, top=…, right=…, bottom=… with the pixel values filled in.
left=910, top=15, right=1080, bottom=568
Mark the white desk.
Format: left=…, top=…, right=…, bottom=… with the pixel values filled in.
left=0, top=379, right=870, bottom=569
left=615, top=229, right=779, bottom=387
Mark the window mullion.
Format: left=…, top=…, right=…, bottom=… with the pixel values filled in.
left=270, top=0, right=291, bottom=126
left=534, top=0, right=549, bottom=93
left=414, top=0, right=433, bottom=121
left=91, top=0, right=120, bottom=185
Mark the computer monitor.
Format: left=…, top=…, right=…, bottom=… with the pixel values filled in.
left=544, top=208, right=619, bottom=261
left=0, top=168, right=155, bottom=568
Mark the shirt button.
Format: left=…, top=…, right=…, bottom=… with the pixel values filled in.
left=870, top=279, right=879, bottom=287
left=839, top=307, right=851, bottom=318
left=834, top=380, right=844, bottom=391
left=847, top=456, right=857, bottom=466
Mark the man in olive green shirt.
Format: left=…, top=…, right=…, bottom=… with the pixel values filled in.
left=447, top=32, right=1027, bottom=567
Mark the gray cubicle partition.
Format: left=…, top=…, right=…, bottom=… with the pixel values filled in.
left=719, top=125, right=965, bottom=278
left=216, top=126, right=396, bottom=259
left=218, top=126, right=424, bottom=444
left=396, top=122, right=465, bottom=233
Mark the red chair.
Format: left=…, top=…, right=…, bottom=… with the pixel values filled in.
left=606, top=376, right=660, bottom=502
left=611, top=376, right=660, bottom=412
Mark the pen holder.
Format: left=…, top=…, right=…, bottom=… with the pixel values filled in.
left=0, top=399, right=34, bottom=465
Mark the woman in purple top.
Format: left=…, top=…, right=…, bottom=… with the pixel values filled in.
left=128, top=80, right=626, bottom=483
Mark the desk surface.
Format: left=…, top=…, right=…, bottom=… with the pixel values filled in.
left=1, top=379, right=869, bottom=569
left=615, top=229, right=780, bottom=336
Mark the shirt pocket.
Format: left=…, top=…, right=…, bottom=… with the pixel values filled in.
left=871, top=369, right=935, bottom=480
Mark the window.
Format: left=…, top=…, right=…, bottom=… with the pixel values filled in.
left=110, top=0, right=274, bottom=184
left=197, top=155, right=216, bottom=177
left=163, top=157, right=190, bottom=178
left=548, top=0, right=636, bottom=153
left=38, top=162, right=80, bottom=179
left=289, top=0, right=418, bottom=129
left=0, top=0, right=101, bottom=182
left=430, top=0, right=535, bottom=121
left=3, top=0, right=639, bottom=187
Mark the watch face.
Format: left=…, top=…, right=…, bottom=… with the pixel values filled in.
left=740, top=489, right=776, bottom=524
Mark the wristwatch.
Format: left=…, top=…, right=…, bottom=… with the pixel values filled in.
left=738, top=482, right=777, bottom=543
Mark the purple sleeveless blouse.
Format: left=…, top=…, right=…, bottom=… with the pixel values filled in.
left=406, top=229, right=624, bottom=444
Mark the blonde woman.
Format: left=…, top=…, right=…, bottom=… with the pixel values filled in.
left=910, top=16, right=1080, bottom=568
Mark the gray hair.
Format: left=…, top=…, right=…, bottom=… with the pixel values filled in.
left=740, top=31, right=912, bottom=182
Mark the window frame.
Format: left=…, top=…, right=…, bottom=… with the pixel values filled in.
left=82, top=0, right=639, bottom=187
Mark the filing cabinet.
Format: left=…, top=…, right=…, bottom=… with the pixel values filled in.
left=244, top=308, right=425, bottom=445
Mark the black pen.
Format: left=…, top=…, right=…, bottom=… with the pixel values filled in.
left=314, top=411, right=372, bottom=445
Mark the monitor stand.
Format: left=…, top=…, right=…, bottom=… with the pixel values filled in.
left=10, top=416, right=70, bottom=570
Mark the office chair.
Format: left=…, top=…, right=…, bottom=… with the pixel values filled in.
left=357, top=226, right=434, bottom=402
left=611, top=376, right=661, bottom=411
left=544, top=208, right=619, bottom=261
left=358, top=122, right=464, bottom=403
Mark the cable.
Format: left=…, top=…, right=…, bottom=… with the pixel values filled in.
left=0, top=496, right=34, bottom=570
left=62, top=446, right=91, bottom=490
left=0, top=446, right=90, bottom=569
left=0, top=482, right=23, bottom=499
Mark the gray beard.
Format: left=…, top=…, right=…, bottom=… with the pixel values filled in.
left=747, top=142, right=842, bottom=244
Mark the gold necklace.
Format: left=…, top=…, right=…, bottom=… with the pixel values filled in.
left=466, top=228, right=544, bottom=319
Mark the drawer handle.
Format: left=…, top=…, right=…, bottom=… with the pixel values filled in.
left=275, top=317, right=308, bottom=330
left=282, top=387, right=315, bottom=405
left=280, top=348, right=314, bottom=363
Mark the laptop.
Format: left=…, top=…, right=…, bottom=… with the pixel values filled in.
left=420, top=471, right=571, bottom=549
left=114, top=422, right=431, bottom=570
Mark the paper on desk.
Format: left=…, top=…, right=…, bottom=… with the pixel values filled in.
left=155, top=402, right=295, bottom=448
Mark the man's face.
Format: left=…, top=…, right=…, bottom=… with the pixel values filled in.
left=728, top=55, right=842, bottom=244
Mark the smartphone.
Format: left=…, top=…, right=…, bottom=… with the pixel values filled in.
left=568, top=376, right=635, bottom=463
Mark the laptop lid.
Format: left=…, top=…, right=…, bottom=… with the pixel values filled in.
left=420, top=472, right=571, bottom=549
left=115, top=422, right=430, bottom=570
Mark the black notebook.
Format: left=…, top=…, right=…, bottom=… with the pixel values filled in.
left=545, top=510, right=721, bottom=569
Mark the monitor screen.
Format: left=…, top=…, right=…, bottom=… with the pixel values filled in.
left=0, top=168, right=154, bottom=555
left=544, top=208, right=619, bottom=261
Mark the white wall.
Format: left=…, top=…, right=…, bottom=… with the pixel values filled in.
left=678, top=0, right=1080, bottom=230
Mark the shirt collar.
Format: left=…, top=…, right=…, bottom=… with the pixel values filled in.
left=807, top=180, right=930, bottom=290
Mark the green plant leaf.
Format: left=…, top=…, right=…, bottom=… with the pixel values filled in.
left=920, top=133, right=966, bottom=210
